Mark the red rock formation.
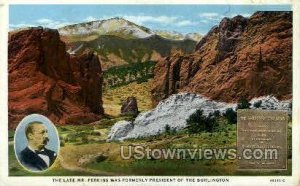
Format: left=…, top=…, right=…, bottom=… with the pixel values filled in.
left=151, top=12, right=292, bottom=105
left=9, top=27, right=104, bottom=129
left=120, top=97, right=139, bottom=116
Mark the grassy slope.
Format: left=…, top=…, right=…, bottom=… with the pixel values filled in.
left=63, top=35, right=196, bottom=69
left=86, top=124, right=292, bottom=176
left=9, top=123, right=292, bottom=176
left=102, top=80, right=153, bottom=116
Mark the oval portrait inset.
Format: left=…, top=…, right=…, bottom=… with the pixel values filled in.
left=14, top=114, right=60, bottom=172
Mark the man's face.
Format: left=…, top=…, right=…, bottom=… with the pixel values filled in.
left=28, top=124, right=49, bottom=149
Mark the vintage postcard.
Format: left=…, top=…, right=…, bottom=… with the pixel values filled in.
left=0, top=1, right=299, bottom=185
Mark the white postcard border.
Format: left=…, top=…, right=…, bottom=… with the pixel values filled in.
left=0, top=1, right=299, bottom=186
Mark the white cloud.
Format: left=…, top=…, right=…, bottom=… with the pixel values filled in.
left=199, top=13, right=219, bottom=18
left=37, top=18, right=53, bottom=24
left=9, top=18, right=74, bottom=30
left=35, top=18, right=73, bottom=29
left=228, top=13, right=251, bottom=18
left=199, top=20, right=209, bottom=24
left=242, top=13, right=251, bottom=17
left=198, top=12, right=251, bottom=25
left=176, top=20, right=197, bottom=27
left=9, top=23, right=36, bottom=31
left=113, top=14, right=198, bottom=27
left=9, top=23, right=34, bottom=28
left=198, top=12, right=222, bottom=24
left=122, top=15, right=179, bottom=25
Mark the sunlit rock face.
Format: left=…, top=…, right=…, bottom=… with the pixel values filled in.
left=8, top=27, right=104, bottom=129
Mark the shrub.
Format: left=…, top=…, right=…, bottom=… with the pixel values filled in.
left=60, top=140, right=65, bottom=147
left=289, top=102, right=292, bottom=109
left=81, top=135, right=89, bottom=144
left=223, top=108, right=237, bottom=124
left=91, top=130, right=102, bottom=136
left=253, top=100, right=262, bottom=108
left=60, top=127, right=69, bottom=132
left=103, top=61, right=156, bottom=88
left=165, top=124, right=171, bottom=135
left=237, top=97, right=251, bottom=109
left=186, top=109, right=216, bottom=134
left=213, top=110, right=221, bottom=118
left=96, top=154, right=108, bottom=162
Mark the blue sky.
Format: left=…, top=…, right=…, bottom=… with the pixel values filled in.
left=9, top=5, right=291, bottom=34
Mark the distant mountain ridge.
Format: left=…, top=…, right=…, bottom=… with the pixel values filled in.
left=152, top=30, right=202, bottom=42
left=59, top=17, right=202, bottom=41
left=59, top=17, right=155, bottom=39
left=59, top=17, right=201, bottom=69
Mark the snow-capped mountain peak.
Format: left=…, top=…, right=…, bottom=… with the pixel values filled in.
left=59, top=17, right=154, bottom=39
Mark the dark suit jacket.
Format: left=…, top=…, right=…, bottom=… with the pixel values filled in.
left=19, top=147, right=57, bottom=171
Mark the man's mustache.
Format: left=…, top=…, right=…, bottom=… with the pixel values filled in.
left=43, top=137, right=49, bottom=144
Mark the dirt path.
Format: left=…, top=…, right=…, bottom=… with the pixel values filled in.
left=59, top=155, right=121, bottom=176
left=57, top=134, right=187, bottom=176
